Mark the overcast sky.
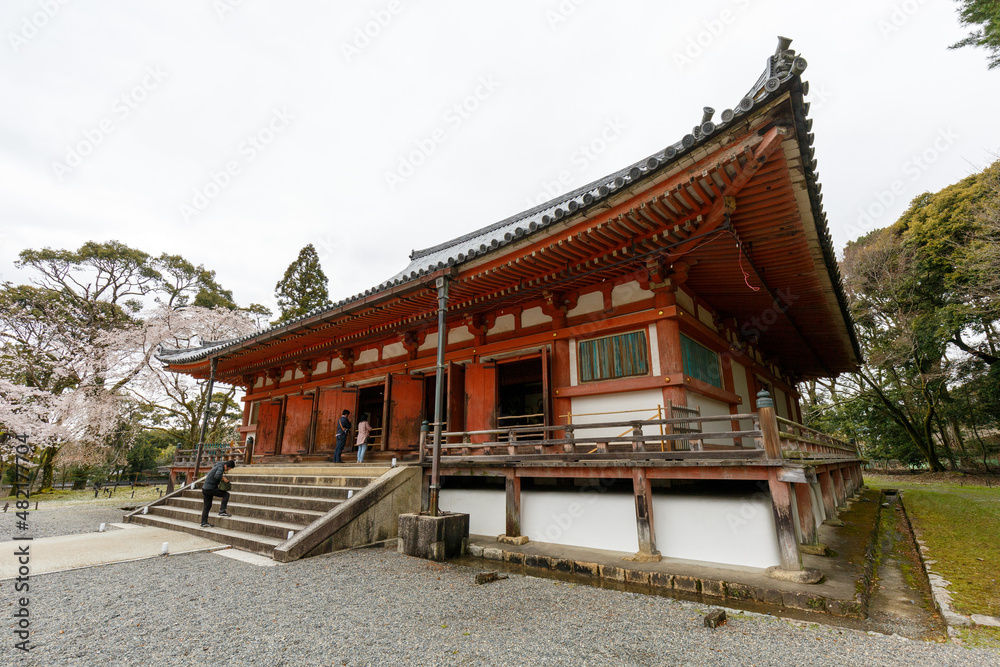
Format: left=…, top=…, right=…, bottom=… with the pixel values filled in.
left=2, top=1, right=997, bottom=315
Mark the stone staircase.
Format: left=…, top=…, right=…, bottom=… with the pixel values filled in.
left=128, top=466, right=392, bottom=558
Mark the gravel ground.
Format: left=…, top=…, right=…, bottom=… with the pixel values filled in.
left=1, top=504, right=129, bottom=541
left=4, top=544, right=999, bottom=667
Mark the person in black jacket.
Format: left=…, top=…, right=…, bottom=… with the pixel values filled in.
left=200, top=460, right=235, bottom=528
left=333, top=409, right=351, bottom=463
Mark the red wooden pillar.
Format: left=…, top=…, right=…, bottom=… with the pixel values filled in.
left=841, top=465, right=855, bottom=497
left=794, top=482, right=818, bottom=545
left=632, top=468, right=659, bottom=558
left=767, top=467, right=802, bottom=570
left=831, top=467, right=847, bottom=507
left=553, top=338, right=572, bottom=436
left=818, top=469, right=837, bottom=519
left=505, top=470, right=521, bottom=538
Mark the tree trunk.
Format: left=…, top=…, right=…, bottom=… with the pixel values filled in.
left=37, top=445, right=58, bottom=493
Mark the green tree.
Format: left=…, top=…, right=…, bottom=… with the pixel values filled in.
left=950, top=0, right=1000, bottom=69
left=273, top=244, right=329, bottom=326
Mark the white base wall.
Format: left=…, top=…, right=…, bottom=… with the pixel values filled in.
left=440, top=487, right=782, bottom=569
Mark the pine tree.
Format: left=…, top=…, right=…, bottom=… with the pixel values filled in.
left=273, top=244, right=330, bottom=326
left=950, top=0, right=1000, bottom=69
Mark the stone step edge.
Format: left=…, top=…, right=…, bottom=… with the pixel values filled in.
left=168, top=499, right=327, bottom=517
left=152, top=505, right=309, bottom=531
left=469, top=543, right=863, bottom=618
left=182, top=490, right=342, bottom=503
left=131, top=514, right=283, bottom=546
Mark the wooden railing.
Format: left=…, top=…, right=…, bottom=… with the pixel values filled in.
left=776, top=417, right=859, bottom=458
left=418, top=405, right=860, bottom=464
left=172, top=444, right=246, bottom=468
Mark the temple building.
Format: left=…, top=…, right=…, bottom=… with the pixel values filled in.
left=156, top=38, right=863, bottom=575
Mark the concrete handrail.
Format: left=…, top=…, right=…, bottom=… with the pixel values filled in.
left=272, top=465, right=420, bottom=562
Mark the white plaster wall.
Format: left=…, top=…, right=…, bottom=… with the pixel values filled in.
left=440, top=487, right=783, bottom=569
left=685, top=392, right=735, bottom=446
left=264, top=377, right=274, bottom=386
left=294, top=369, right=305, bottom=380
left=647, top=324, right=660, bottom=376
left=281, top=370, right=293, bottom=383
left=440, top=489, right=505, bottom=537
left=568, top=338, right=578, bottom=386
left=676, top=290, right=695, bottom=315
left=448, top=325, right=474, bottom=344
left=356, top=348, right=378, bottom=365
left=774, top=387, right=789, bottom=419
left=382, top=342, right=406, bottom=360
left=566, top=291, right=603, bottom=318
left=419, top=332, right=438, bottom=352
left=329, top=358, right=345, bottom=372
left=520, top=307, right=552, bottom=329
left=697, top=305, right=717, bottom=331
left=652, top=493, right=782, bottom=568
left=315, top=360, right=328, bottom=375
left=611, top=281, right=653, bottom=307
left=487, top=314, right=516, bottom=336
left=570, top=389, right=664, bottom=440
left=254, top=377, right=264, bottom=389
left=731, top=361, right=751, bottom=411
left=440, top=488, right=638, bottom=552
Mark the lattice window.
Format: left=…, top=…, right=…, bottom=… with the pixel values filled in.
left=578, top=330, right=649, bottom=382
left=681, top=334, right=722, bottom=388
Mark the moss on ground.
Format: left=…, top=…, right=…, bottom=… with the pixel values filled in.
left=956, top=625, right=1000, bottom=650
left=868, top=473, right=1000, bottom=619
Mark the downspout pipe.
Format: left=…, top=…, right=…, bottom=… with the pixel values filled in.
left=428, top=276, right=449, bottom=516
left=191, top=356, right=219, bottom=484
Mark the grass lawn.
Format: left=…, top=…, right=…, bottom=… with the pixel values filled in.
left=867, top=472, right=1000, bottom=648
left=2, top=485, right=165, bottom=508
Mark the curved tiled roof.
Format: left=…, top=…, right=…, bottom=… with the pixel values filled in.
left=158, top=36, right=854, bottom=367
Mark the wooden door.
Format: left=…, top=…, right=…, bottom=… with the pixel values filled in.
left=385, top=373, right=424, bottom=449
left=464, top=362, right=497, bottom=443
left=281, top=394, right=314, bottom=455
left=256, top=400, right=282, bottom=455
left=315, top=386, right=358, bottom=453
left=447, top=361, right=466, bottom=441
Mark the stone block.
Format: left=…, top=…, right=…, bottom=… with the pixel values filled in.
left=573, top=561, right=600, bottom=578
left=673, top=575, right=700, bottom=593
left=497, top=534, right=529, bottom=546
left=397, top=512, right=469, bottom=562
left=481, top=547, right=503, bottom=561
left=523, top=553, right=547, bottom=569
left=503, top=550, right=525, bottom=565
left=467, top=543, right=484, bottom=558
left=624, top=568, right=650, bottom=585
left=724, top=583, right=754, bottom=601
left=704, top=609, right=727, bottom=628
left=649, top=572, right=673, bottom=590
left=701, top=579, right=725, bottom=599
left=599, top=564, right=626, bottom=582
left=552, top=558, right=573, bottom=573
